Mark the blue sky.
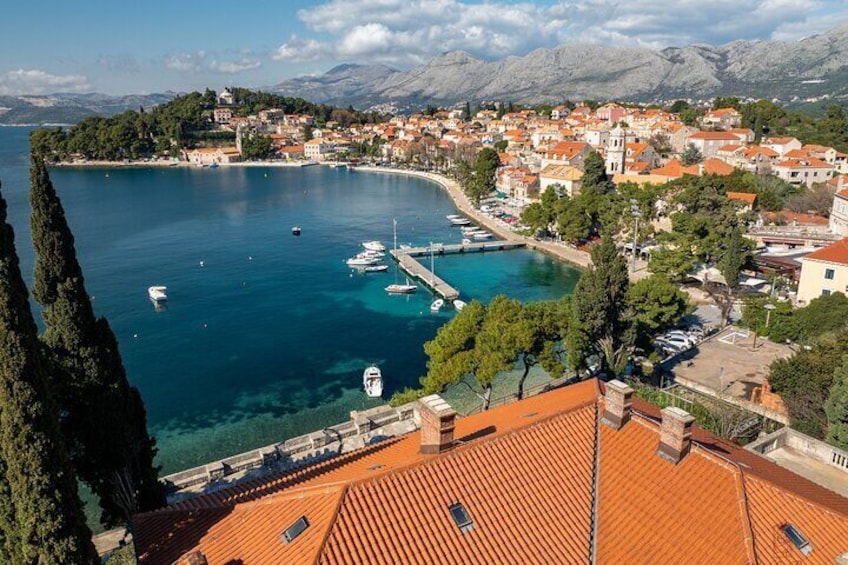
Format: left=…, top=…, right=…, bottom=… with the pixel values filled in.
left=1, top=0, right=847, bottom=95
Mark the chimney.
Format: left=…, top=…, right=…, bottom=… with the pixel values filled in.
left=601, top=380, right=633, bottom=430
left=656, top=406, right=695, bottom=464
left=418, top=394, right=456, bottom=455
left=175, top=551, right=208, bottom=565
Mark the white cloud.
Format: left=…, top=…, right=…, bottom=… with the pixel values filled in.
left=164, top=51, right=206, bottom=73
left=0, top=69, right=91, bottom=95
left=272, top=0, right=848, bottom=65
left=209, top=58, right=262, bottom=74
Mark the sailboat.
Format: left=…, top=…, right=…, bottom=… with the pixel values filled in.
left=386, top=218, right=417, bottom=293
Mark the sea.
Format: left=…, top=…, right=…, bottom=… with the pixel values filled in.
left=0, top=127, right=580, bottom=475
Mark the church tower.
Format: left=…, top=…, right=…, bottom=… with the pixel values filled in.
left=606, top=125, right=626, bottom=176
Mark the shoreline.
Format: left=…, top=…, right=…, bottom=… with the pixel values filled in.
left=50, top=159, right=319, bottom=169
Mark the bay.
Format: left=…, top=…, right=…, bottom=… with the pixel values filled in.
left=0, top=127, right=579, bottom=475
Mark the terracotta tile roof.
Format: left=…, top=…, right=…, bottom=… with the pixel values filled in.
left=727, top=191, right=757, bottom=205
left=135, top=380, right=848, bottom=564
left=651, top=159, right=686, bottom=179
left=689, top=131, right=742, bottom=140
left=597, top=418, right=755, bottom=563
left=804, top=237, right=848, bottom=266
left=746, top=475, right=848, bottom=564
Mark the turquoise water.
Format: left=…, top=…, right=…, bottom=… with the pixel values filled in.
left=0, top=127, right=579, bottom=474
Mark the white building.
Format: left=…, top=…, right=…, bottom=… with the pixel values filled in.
left=304, top=139, right=337, bottom=160
left=772, top=158, right=834, bottom=188
left=830, top=189, right=848, bottom=236
left=797, top=238, right=848, bottom=304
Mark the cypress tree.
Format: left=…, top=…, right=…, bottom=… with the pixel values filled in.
left=28, top=156, right=164, bottom=527
left=0, top=182, right=98, bottom=564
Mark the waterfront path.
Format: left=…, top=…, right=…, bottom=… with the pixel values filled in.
left=353, top=166, right=593, bottom=269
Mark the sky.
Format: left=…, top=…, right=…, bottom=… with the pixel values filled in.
left=1, top=0, right=847, bottom=96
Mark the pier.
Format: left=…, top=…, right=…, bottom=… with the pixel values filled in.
left=390, top=241, right=526, bottom=300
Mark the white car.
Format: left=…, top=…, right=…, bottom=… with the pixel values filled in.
left=657, top=334, right=693, bottom=351
left=664, top=330, right=698, bottom=345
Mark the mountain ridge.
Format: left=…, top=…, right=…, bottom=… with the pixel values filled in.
left=270, top=24, right=848, bottom=109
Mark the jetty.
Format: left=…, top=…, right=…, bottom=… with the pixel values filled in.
left=390, top=241, right=526, bottom=300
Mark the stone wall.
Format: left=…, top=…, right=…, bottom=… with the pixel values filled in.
left=748, top=427, right=848, bottom=474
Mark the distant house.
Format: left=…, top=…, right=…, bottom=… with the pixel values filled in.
left=217, top=88, right=235, bottom=106
left=701, top=107, right=742, bottom=130
left=761, top=137, right=802, bottom=157
left=539, top=164, right=584, bottom=197
left=304, top=139, right=337, bottom=160
left=213, top=108, right=233, bottom=125
left=540, top=141, right=592, bottom=168
left=797, top=237, right=848, bottom=303
left=687, top=131, right=745, bottom=159
left=727, top=191, right=757, bottom=212
left=830, top=188, right=848, bottom=236
left=182, top=147, right=241, bottom=165
left=772, top=158, right=834, bottom=188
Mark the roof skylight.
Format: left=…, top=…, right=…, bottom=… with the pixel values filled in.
left=448, top=502, right=474, bottom=533
left=281, top=516, right=309, bottom=544
left=781, top=523, right=812, bottom=556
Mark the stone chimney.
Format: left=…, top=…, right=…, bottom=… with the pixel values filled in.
left=418, top=394, right=456, bottom=455
left=601, top=380, right=634, bottom=430
left=176, top=551, right=208, bottom=565
left=656, top=407, right=696, bottom=464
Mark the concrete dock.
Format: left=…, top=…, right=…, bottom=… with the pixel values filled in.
left=390, top=241, right=526, bottom=300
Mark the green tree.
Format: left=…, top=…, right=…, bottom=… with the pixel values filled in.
left=681, top=143, right=702, bottom=165
left=0, top=182, right=98, bottom=564
left=626, top=274, right=692, bottom=343
left=825, top=356, right=848, bottom=450
left=580, top=151, right=612, bottom=196
left=567, top=237, right=631, bottom=373
left=421, top=301, right=485, bottom=394
left=718, top=227, right=748, bottom=290
left=29, top=157, right=164, bottom=527
left=469, top=147, right=500, bottom=205
left=240, top=134, right=274, bottom=160
left=474, top=296, right=531, bottom=409
left=518, top=299, right=569, bottom=398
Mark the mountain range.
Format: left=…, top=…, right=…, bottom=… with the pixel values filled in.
left=270, top=23, right=848, bottom=110
left=0, top=92, right=174, bottom=125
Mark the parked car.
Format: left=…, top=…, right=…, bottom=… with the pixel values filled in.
left=656, top=334, right=693, bottom=351
left=664, top=330, right=698, bottom=345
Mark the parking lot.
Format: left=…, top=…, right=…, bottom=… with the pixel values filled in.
left=668, top=326, right=794, bottom=401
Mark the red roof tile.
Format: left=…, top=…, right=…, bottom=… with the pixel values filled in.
left=804, top=237, right=848, bottom=266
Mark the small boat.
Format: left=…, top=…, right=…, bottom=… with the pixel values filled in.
left=473, top=232, right=493, bottom=240
left=454, top=299, right=467, bottom=312
left=363, top=365, right=383, bottom=398
left=362, top=250, right=385, bottom=258
left=450, top=218, right=472, bottom=226
left=385, top=283, right=417, bottom=294
left=364, top=265, right=388, bottom=272
left=148, top=286, right=167, bottom=303
left=209, top=162, right=219, bottom=169
left=430, top=298, right=444, bottom=312
left=362, top=241, right=386, bottom=252
left=446, top=214, right=462, bottom=220
left=292, top=226, right=301, bottom=236
left=347, top=256, right=381, bottom=267
left=462, top=238, right=472, bottom=245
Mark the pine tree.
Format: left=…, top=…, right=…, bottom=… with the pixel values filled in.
left=825, top=356, right=848, bottom=450
left=0, top=182, right=98, bottom=564
left=29, top=156, right=164, bottom=527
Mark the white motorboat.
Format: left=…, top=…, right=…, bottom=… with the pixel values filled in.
left=386, top=283, right=417, bottom=294
left=363, top=365, right=383, bottom=398
left=473, top=232, right=493, bottom=240
left=364, top=265, right=388, bottom=272
left=462, top=238, right=472, bottom=245
left=292, top=226, right=301, bottom=236
left=454, top=299, right=467, bottom=312
left=363, top=250, right=385, bottom=258
left=362, top=241, right=386, bottom=252
left=347, top=255, right=381, bottom=266
left=148, top=286, right=167, bottom=303
left=430, top=298, right=444, bottom=312
left=450, top=218, right=472, bottom=226
left=446, top=214, right=462, bottom=220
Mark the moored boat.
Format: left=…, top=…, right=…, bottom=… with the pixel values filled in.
left=362, top=240, right=386, bottom=252
left=347, top=255, right=381, bottom=266
left=430, top=298, right=444, bottom=312
left=446, top=214, right=461, bottom=220
left=363, top=365, right=384, bottom=398
left=450, top=217, right=472, bottom=226
left=292, top=226, right=301, bottom=236
left=473, top=232, right=493, bottom=240
left=148, top=286, right=167, bottom=303
left=385, top=283, right=417, bottom=294
left=364, top=265, right=388, bottom=272
left=453, top=299, right=467, bottom=312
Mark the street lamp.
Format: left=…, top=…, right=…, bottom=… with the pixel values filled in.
left=764, top=303, right=777, bottom=328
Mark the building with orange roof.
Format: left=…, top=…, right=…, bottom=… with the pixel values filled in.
left=772, top=158, right=834, bottom=188
left=650, top=159, right=687, bottom=181
left=727, top=191, right=757, bottom=212
left=540, top=164, right=584, bottom=196
left=540, top=141, right=592, bottom=168
left=182, top=147, right=241, bottom=166
left=133, top=380, right=848, bottom=564
left=763, top=136, right=803, bottom=156
left=702, top=107, right=742, bottom=129
left=688, top=131, right=747, bottom=158
left=830, top=187, right=848, bottom=236
left=798, top=237, right=848, bottom=303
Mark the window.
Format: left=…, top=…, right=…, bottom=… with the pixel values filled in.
left=281, top=516, right=309, bottom=544
left=825, top=268, right=835, bottom=280
left=448, top=503, right=474, bottom=533
left=822, top=289, right=832, bottom=296
left=781, top=523, right=812, bottom=556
